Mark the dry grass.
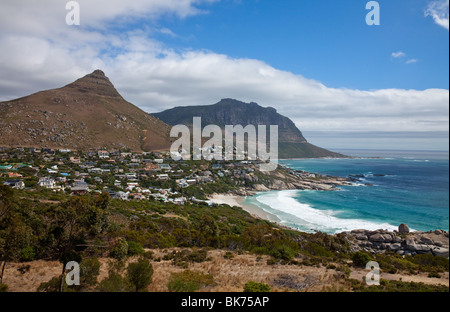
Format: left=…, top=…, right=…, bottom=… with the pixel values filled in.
left=2, top=248, right=448, bottom=292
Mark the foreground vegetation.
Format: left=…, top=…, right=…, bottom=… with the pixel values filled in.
left=0, top=185, right=448, bottom=292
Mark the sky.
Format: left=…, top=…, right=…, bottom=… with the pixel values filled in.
left=0, top=0, right=448, bottom=151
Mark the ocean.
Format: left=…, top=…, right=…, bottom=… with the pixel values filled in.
left=244, top=149, right=449, bottom=234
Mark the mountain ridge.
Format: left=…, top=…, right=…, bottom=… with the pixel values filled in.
left=152, top=98, right=345, bottom=159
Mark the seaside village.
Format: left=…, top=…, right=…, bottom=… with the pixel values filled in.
left=0, top=146, right=305, bottom=203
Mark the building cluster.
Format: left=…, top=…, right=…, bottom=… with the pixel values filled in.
left=0, top=147, right=263, bottom=205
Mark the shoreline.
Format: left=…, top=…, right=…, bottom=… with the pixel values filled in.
left=208, top=193, right=281, bottom=224
left=208, top=193, right=449, bottom=258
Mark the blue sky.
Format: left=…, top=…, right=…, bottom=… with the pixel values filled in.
left=0, top=0, right=449, bottom=151
left=147, top=0, right=449, bottom=90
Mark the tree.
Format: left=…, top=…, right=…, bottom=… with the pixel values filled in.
left=0, top=186, right=30, bottom=284
left=49, top=196, right=109, bottom=291
left=126, top=257, right=153, bottom=292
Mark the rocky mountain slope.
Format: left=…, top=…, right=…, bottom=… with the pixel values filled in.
left=0, top=70, right=172, bottom=151
left=152, top=98, right=345, bottom=159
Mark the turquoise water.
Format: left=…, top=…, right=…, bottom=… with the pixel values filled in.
left=245, top=150, right=449, bottom=234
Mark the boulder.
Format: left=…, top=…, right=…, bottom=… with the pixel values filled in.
left=398, top=223, right=410, bottom=234
left=383, top=234, right=393, bottom=243
left=404, top=238, right=417, bottom=251
left=351, top=229, right=367, bottom=235
left=392, top=235, right=402, bottom=243
left=369, top=233, right=386, bottom=242
left=387, top=243, right=402, bottom=251
left=419, top=237, right=434, bottom=245
left=431, top=247, right=449, bottom=258
left=355, top=234, right=368, bottom=241
left=414, top=244, right=432, bottom=254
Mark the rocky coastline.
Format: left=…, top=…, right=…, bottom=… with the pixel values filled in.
left=343, top=224, right=449, bottom=258
left=230, top=166, right=353, bottom=196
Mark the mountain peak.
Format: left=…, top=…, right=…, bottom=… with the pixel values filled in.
left=0, top=71, right=173, bottom=151
left=63, top=69, right=122, bottom=98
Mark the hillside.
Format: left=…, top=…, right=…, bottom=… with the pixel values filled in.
left=0, top=70, right=172, bottom=152
left=152, top=99, right=345, bottom=159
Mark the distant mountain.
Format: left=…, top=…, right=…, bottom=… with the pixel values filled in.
left=152, top=99, right=345, bottom=159
left=0, top=70, right=172, bottom=151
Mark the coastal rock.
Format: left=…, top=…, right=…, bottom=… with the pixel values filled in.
left=369, top=234, right=385, bottom=242
left=431, top=247, right=449, bottom=258
left=387, top=243, right=402, bottom=251
left=398, top=223, right=410, bottom=234
left=419, top=237, right=434, bottom=245
left=404, top=238, right=417, bottom=251
left=369, top=233, right=392, bottom=243
left=392, top=235, right=402, bottom=243
left=355, top=234, right=368, bottom=241
left=414, top=244, right=432, bottom=254
left=351, top=229, right=367, bottom=235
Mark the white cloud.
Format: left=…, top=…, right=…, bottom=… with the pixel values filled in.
left=392, top=51, right=406, bottom=58
left=406, top=58, right=419, bottom=64
left=0, top=0, right=448, bottom=145
left=392, top=52, right=419, bottom=65
left=425, top=0, right=450, bottom=30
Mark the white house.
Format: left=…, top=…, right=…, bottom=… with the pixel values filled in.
left=38, top=178, right=56, bottom=189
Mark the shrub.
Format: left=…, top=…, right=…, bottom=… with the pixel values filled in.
left=143, top=250, right=155, bottom=260
left=127, top=241, right=144, bottom=256
left=37, top=277, right=64, bottom=292
left=428, top=270, right=441, bottom=278
left=80, top=257, right=101, bottom=288
left=335, top=265, right=351, bottom=279
left=126, top=257, right=153, bottom=292
left=97, top=272, right=134, bottom=292
left=375, top=253, right=418, bottom=275
left=0, top=284, right=8, bottom=292
left=243, top=281, right=271, bottom=293
left=224, top=251, right=234, bottom=260
left=110, top=238, right=128, bottom=260
left=352, top=251, right=373, bottom=268
left=19, top=246, right=36, bottom=262
left=304, top=242, right=334, bottom=258
left=413, top=254, right=449, bottom=273
left=168, top=270, right=215, bottom=292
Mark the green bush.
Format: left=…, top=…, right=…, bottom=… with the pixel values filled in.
left=352, top=251, right=373, bottom=268
left=19, top=246, right=36, bottom=262
left=127, top=241, right=144, bottom=256
left=413, top=254, right=449, bottom=273
left=0, top=284, right=8, bottom=292
left=243, top=281, right=271, bottom=293
left=110, top=238, right=128, bottom=260
left=37, top=277, right=65, bottom=292
left=304, top=242, right=334, bottom=258
left=96, top=272, right=134, bottom=292
left=80, top=257, right=101, bottom=288
left=168, top=270, right=215, bottom=292
left=126, top=257, right=153, bottom=292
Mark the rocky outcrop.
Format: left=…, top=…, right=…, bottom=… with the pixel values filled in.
left=344, top=225, right=449, bottom=258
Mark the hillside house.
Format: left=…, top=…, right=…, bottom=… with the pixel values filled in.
left=3, top=180, right=25, bottom=189
left=98, top=150, right=110, bottom=159
left=156, top=174, right=169, bottom=180
left=38, top=178, right=56, bottom=189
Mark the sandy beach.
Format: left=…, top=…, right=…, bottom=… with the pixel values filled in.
left=208, top=193, right=280, bottom=223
